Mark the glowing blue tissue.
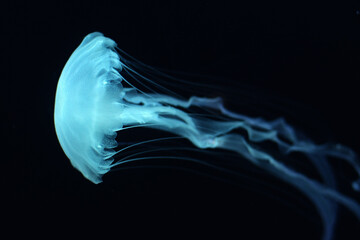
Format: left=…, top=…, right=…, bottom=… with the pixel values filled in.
left=54, top=32, right=360, bottom=240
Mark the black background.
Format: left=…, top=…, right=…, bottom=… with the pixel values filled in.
left=3, top=0, right=360, bottom=239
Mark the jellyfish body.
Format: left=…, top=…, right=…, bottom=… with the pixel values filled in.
left=54, top=32, right=360, bottom=240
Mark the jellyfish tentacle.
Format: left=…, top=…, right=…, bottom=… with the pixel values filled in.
left=118, top=90, right=360, bottom=234
left=120, top=90, right=360, bottom=200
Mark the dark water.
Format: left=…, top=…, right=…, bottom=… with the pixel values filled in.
left=3, top=0, right=360, bottom=239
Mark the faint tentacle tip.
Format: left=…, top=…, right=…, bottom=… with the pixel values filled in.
left=352, top=179, right=360, bottom=192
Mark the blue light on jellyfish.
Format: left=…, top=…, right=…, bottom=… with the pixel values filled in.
left=54, top=32, right=360, bottom=240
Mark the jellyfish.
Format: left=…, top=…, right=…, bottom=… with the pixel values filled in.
left=54, top=32, right=360, bottom=240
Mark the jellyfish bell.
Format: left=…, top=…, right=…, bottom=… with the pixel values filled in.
left=54, top=32, right=123, bottom=183
left=54, top=32, right=360, bottom=240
